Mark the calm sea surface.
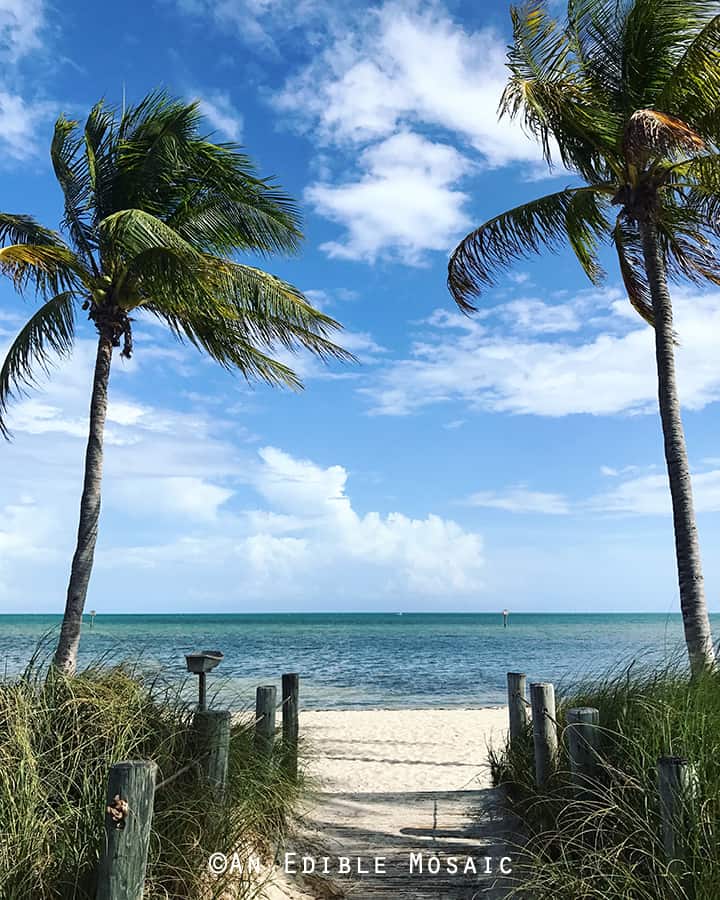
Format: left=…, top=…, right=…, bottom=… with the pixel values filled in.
left=0, top=613, right=711, bottom=709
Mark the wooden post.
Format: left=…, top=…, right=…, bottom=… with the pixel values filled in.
left=282, top=673, right=299, bottom=779
left=566, top=707, right=601, bottom=789
left=193, top=710, right=231, bottom=793
left=658, top=756, right=689, bottom=862
left=197, top=672, right=207, bottom=711
left=507, top=672, right=528, bottom=744
left=96, top=760, right=157, bottom=900
left=255, top=685, right=277, bottom=756
left=530, top=682, right=558, bottom=787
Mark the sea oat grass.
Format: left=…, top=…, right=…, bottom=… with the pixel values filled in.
left=490, top=661, right=720, bottom=899
left=0, top=659, right=304, bottom=899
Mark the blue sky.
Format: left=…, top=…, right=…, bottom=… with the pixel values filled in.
left=2, top=0, right=720, bottom=614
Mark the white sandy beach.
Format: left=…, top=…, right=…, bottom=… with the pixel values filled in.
left=299, top=706, right=508, bottom=793
left=263, top=707, right=512, bottom=899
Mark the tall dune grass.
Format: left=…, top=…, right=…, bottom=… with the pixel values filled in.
left=0, top=659, right=303, bottom=899
left=490, top=661, right=720, bottom=899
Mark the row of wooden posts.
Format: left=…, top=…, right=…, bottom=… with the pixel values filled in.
left=96, top=673, right=300, bottom=900
left=507, top=671, right=690, bottom=864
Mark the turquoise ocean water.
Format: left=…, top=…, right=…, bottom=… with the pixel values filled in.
left=0, top=613, right=712, bottom=709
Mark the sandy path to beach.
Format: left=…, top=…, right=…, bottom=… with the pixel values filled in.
left=300, top=707, right=508, bottom=792
left=264, top=707, right=514, bottom=900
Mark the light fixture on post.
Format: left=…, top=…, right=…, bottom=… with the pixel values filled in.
left=185, top=650, right=224, bottom=710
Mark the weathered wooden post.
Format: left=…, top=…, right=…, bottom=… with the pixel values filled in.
left=282, top=673, right=299, bottom=779
left=193, top=709, right=231, bottom=793
left=96, top=760, right=157, bottom=900
left=255, top=685, right=277, bottom=757
left=566, top=707, right=601, bottom=789
left=530, top=682, right=558, bottom=787
left=657, top=756, right=690, bottom=864
left=507, top=672, right=528, bottom=744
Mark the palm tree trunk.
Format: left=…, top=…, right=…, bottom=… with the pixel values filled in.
left=53, top=333, right=113, bottom=674
left=639, top=217, right=715, bottom=673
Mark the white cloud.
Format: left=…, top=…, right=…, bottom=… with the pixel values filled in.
left=0, top=0, right=45, bottom=60
left=108, top=476, right=233, bottom=522
left=275, top=1, right=544, bottom=167
left=171, top=0, right=329, bottom=50
left=105, top=445, right=486, bottom=599
left=0, top=90, right=53, bottom=159
left=306, top=131, right=472, bottom=262
left=195, top=89, right=243, bottom=141
left=592, top=469, right=720, bottom=516
left=466, top=486, right=570, bottom=515
left=365, top=288, right=720, bottom=417
left=500, top=298, right=583, bottom=334
left=0, top=334, right=485, bottom=609
left=270, top=1, right=557, bottom=263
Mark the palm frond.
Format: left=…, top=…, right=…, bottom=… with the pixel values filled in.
left=97, top=208, right=202, bottom=268
left=143, top=302, right=305, bottom=388
left=612, top=217, right=656, bottom=325
left=659, top=13, right=720, bottom=130
left=51, top=116, right=98, bottom=272
left=0, top=245, right=85, bottom=298
left=0, top=214, right=66, bottom=248
left=503, top=2, right=622, bottom=179
left=167, top=141, right=302, bottom=256
left=145, top=259, right=354, bottom=367
left=448, top=186, right=611, bottom=311
left=0, top=292, right=76, bottom=439
left=83, top=100, right=118, bottom=226
left=620, top=0, right=717, bottom=112
left=624, top=109, right=705, bottom=163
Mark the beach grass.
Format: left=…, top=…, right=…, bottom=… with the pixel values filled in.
left=490, top=660, right=720, bottom=899
left=0, top=657, right=303, bottom=899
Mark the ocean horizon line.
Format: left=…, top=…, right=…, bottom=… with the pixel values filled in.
left=0, top=610, right=712, bottom=618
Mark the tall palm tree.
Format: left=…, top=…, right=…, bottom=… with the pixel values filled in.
left=0, top=92, right=352, bottom=674
left=448, top=0, right=720, bottom=672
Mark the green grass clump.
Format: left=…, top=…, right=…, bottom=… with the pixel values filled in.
left=490, top=661, right=720, bottom=899
left=0, top=660, right=304, bottom=899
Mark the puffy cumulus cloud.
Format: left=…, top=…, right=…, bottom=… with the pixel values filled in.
left=116, top=446, right=485, bottom=599
left=0, top=334, right=484, bottom=610
left=275, top=1, right=544, bottom=167
left=364, top=288, right=720, bottom=417
left=271, top=1, right=556, bottom=263
left=246, top=446, right=485, bottom=594
left=305, top=131, right=473, bottom=263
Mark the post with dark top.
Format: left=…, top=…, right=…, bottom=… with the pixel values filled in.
left=658, top=756, right=690, bottom=865
left=193, top=709, right=231, bottom=794
left=530, top=682, right=558, bottom=787
left=282, top=673, right=300, bottom=779
left=255, top=685, right=277, bottom=757
left=507, top=672, right=528, bottom=744
left=96, top=760, right=157, bottom=900
left=566, top=707, right=601, bottom=790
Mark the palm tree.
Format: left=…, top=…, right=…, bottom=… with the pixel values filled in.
left=0, top=92, right=352, bottom=674
left=448, top=0, right=720, bottom=672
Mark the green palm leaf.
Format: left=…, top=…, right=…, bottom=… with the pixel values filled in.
left=0, top=292, right=76, bottom=438
left=448, top=186, right=612, bottom=311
